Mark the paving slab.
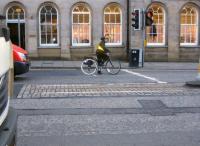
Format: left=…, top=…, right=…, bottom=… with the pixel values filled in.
left=17, top=131, right=200, bottom=146
left=10, top=94, right=200, bottom=110
left=17, top=114, right=200, bottom=137
left=10, top=97, right=142, bottom=110
left=16, top=113, right=200, bottom=146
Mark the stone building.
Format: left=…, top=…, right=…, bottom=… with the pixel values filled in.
left=0, top=0, right=199, bottom=61
left=131, top=0, right=200, bottom=62
left=0, top=0, right=127, bottom=60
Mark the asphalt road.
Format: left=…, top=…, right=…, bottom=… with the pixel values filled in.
left=12, top=68, right=200, bottom=146
left=14, top=68, right=197, bottom=84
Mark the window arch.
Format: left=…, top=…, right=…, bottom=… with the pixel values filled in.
left=146, top=4, right=166, bottom=46
left=104, top=3, right=122, bottom=45
left=180, top=5, right=198, bottom=46
left=39, top=4, right=59, bottom=46
left=7, top=5, right=25, bottom=22
left=72, top=3, right=91, bottom=46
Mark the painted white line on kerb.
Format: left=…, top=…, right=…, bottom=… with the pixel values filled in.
left=122, top=69, right=167, bottom=84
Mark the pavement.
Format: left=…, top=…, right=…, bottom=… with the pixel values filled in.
left=30, top=60, right=200, bottom=70
left=16, top=113, right=200, bottom=146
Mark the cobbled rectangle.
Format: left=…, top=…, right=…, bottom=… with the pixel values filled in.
left=17, top=83, right=200, bottom=99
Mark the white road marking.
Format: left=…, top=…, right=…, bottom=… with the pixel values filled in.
left=122, top=69, right=167, bottom=84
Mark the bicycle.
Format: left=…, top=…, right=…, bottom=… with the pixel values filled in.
left=81, top=53, right=121, bottom=75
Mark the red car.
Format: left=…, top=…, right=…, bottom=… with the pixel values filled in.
left=13, top=44, right=30, bottom=75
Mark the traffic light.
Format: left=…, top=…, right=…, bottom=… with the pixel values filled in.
left=0, top=15, right=6, bottom=20
left=132, top=9, right=140, bottom=30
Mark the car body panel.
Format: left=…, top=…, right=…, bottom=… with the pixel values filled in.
left=0, top=16, right=16, bottom=145
left=12, top=44, right=30, bottom=75
left=0, top=37, right=11, bottom=76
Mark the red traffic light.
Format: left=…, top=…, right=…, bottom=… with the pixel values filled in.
left=0, top=15, right=6, bottom=20
left=132, top=12, right=139, bottom=16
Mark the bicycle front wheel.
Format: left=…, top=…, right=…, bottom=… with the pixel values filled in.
left=106, top=60, right=121, bottom=75
left=81, top=58, right=97, bottom=75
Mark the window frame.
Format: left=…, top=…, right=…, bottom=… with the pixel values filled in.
left=38, top=5, right=59, bottom=47
left=71, top=4, right=91, bottom=47
left=180, top=6, right=199, bottom=47
left=6, top=5, right=25, bottom=23
left=104, top=4, right=122, bottom=46
left=146, top=4, right=166, bottom=46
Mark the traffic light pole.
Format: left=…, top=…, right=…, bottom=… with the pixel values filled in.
left=126, top=0, right=130, bottom=58
left=131, top=8, right=147, bottom=68
left=142, top=9, right=146, bottom=67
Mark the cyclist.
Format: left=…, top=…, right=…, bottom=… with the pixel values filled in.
left=96, top=37, right=110, bottom=74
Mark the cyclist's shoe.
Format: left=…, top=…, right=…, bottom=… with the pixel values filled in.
left=83, top=60, right=88, bottom=65
left=97, top=70, right=102, bottom=74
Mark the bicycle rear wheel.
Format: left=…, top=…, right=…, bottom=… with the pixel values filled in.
left=81, top=58, right=97, bottom=75
left=106, top=59, right=121, bottom=75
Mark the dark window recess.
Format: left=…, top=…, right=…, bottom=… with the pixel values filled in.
left=0, top=25, right=9, bottom=41
left=2, top=28, right=10, bottom=42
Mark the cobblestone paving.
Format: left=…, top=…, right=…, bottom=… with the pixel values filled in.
left=17, top=83, right=200, bottom=98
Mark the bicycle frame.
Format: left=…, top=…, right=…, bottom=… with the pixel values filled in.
left=81, top=52, right=121, bottom=75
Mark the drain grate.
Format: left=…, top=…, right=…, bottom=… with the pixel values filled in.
left=138, top=100, right=175, bottom=116
left=138, top=100, right=167, bottom=109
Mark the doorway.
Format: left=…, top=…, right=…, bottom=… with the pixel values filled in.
left=7, top=23, right=25, bottom=49
left=6, top=5, right=26, bottom=49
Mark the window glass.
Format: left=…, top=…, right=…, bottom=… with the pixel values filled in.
left=146, top=4, right=165, bottom=45
left=7, top=6, right=25, bottom=20
left=104, top=4, right=122, bottom=45
left=180, top=5, right=198, bottom=45
left=39, top=5, right=59, bottom=46
left=72, top=4, right=91, bottom=46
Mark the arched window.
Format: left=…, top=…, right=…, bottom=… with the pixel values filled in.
left=7, top=5, right=25, bottom=22
left=146, top=4, right=166, bottom=46
left=104, top=4, right=122, bottom=45
left=72, top=3, right=91, bottom=46
left=39, top=4, right=59, bottom=46
left=6, top=5, right=26, bottom=49
left=180, top=5, right=198, bottom=46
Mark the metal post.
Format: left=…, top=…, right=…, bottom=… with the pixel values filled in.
left=18, top=13, right=21, bottom=47
left=142, top=9, right=146, bottom=67
left=16, top=8, right=21, bottom=47
left=126, top=0, right=130, bottom=58
left=197, top=57, right=200, bottom=80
